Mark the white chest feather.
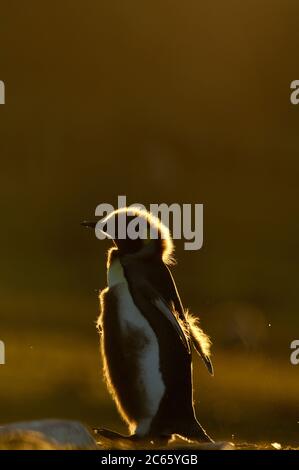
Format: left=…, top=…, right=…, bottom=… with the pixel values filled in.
left=107, top=258, right=165, bottom=435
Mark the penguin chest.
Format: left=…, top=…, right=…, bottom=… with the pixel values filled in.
left=106, top=259, right=165, bottom=422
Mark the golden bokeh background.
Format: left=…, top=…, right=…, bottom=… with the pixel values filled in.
left=0, top=1, right=298, bottom=445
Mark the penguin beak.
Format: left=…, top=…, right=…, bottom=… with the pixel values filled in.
left=81, top=220, right=97, bottom=228
left=81, top=220, right=112, bottom=240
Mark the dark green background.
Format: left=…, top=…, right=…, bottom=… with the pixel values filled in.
left=0, top=1, right=298, bottom=445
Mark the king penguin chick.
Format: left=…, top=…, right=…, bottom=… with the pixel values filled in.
left=83, top=208, right=213, bottom=443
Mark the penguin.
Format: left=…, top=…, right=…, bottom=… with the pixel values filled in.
left=82, top=207, right=213, bottom=443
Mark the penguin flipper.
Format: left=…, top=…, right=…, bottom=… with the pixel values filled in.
left=160, top=263, right=212, bottom=375
left=192, top=339, right=214, bottom=375
left=186, top=313, right=214, bottom=375
left=146, top=276, right=213, bottom=374
left=139, top=281, right=190, bottom=352
left=153, top=297, right=190, bottom=352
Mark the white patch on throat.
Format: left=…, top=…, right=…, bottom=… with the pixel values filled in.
left=107, top=258, right=126, bottom=287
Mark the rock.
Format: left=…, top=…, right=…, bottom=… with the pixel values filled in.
left=0, top=420, right=97, bottom=449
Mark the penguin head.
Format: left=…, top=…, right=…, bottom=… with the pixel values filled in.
left=82, top=207, right=174, bottom=264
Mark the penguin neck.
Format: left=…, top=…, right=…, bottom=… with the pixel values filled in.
left=107, top=257, right=126, bottom=288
